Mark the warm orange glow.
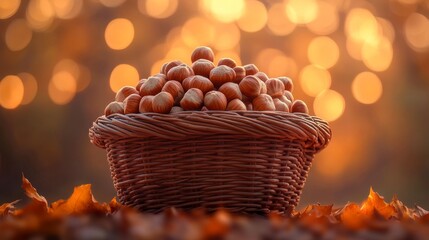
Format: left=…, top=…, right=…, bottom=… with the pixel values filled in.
left=212, top=23, right=240, bottom=51
left=267, top=3, right=296, bottom=36
left=362, top=36, right=393, bottom=72
left=151, top=59, right=166, bottom=76
left=307, top=37, right=339, bottom=69
left=166, top=47, right=193, bottom=65
left=48, top=71, right=77, bottom=105
left=181, top=17, right=215, bottom=48
left=53, top=59, right=91, bottom=91
left=236, top=0, right=268, bottom=33
left=50, top=0, right=83, bottom=19
left=0, top=75, right=24, bottom=109
left=404, top=13, right=429, bottom=51
left=104, top=18, right=135, bottom=50
left=255, top=48, right=283, bottom=72
left=352, top=72, right=383, bottom=104
left=299, top=64, right=331, bottom=97
left=255, top=48, right=297, bottom=78
left=26, top=0, right=55, bottom=31
left=0, top=0, right=20, bottom=19
left=313, top=89, right=345, bottom=122
left=109, top=64, right=139, bottom=93
left=285, top=0, right=319, bottom=24
left=345, top=8, right=380, bottom=45
left=17, top=73, right=38, bottom=105
left=346, top=37, right=363, bottom=60
left=139, top=0, right=178, bottom=19
left=377, top=17, right=395, bottom=43
left=200, top=0, right=245, bottom=23
left=306, top=1, right=339, bottom=35
left=5, top=19, right=33, bottom=51
left=99, top=0, right=126, bottom=8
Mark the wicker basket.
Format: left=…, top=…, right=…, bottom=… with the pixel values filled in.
left=89, top=111, right=331, bottom=215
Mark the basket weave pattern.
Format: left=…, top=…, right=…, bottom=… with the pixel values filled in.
left=89, top=111, right=331, bottom=214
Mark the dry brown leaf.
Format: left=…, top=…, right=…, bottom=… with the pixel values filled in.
left=360, top=187, right=396, bottom=219
left=340, top=202, right=367, bottom=229
left=15, top=175, right=50, bottom=215
left=0, top=200, right=19, bottom=216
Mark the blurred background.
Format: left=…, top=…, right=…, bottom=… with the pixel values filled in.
left=0, top=0, right=428, bottom=209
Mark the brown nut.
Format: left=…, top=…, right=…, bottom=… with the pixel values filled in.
left=139, top=95, right=154, bottom=112
left=209, top=65, right=236, bottom=87
left=104, top=101, right=124, bottom=116
left=163, top=60, right=183, bottom=75
left=266, top=78, right=285, bottom=98
left=284, top=90, right=294, bottom=102
left=152, top=92, right=174, bottom=114
left=233, top=66, right=246, bottom=83
left=204, top=91, right=227, bottom=110
left=259, top=80, right=267, bottom=94
left=140, top=76, right=166, bottom=96
left=162, top=80, right=184, bottom=105
left=273, top=98, right=289, bottom=112
left=192, top=59, right=215, bottom=78
left=136, top=78, right=147, bottom=91
left=182, top=76, right=192, bottom=91
left=218, top=58, right=236, bottom=68
left=278, top=95, right=292, bottom=108
left=187, top=75, right=215, bottom=94
left=239, top=75, right=262, bottom=99
left=278, top=76, right=294, bottom=92
left=153, top=73, right=167, bottom=81
left=116, top=86, right=139, bottom=102
left=219, top=82, right=242, bottom=101
left=191, top=46, right=214, bottom=62
left=124, top=94, right=141, bottom=114
left=254, top=72, right=269, bottom=82
left=180, top=88, right=204, bottom=110
left=244, top=64, right=259, bottom=76
left=170, top=106, right=184, bottom=113
left=252, top=94, right=275, bottom=111
left=226, top=99, right=247, bottom=111
left=167, top=64, right=194, bottom=82
left=291, top=100, right=309, bottom=114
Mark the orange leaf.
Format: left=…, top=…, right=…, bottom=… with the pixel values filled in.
left=340, top=202, right=367, bottom=229
left=0, top=200, right=19, bottom=216
left=360, top=187, right=396, bottom=219
left=109, top=197, right=121, bottom=213
left=51, top=184, right=108, bottom=215
left=17, top=175, right=50, bottom=215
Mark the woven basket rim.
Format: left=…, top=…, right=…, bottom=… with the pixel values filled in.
left=89, top=111, right=331, bottom=152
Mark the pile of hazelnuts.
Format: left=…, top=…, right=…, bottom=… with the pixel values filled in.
left=104, top=46, right=309, bottom=116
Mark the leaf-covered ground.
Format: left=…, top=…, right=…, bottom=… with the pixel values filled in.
left=1, top=176, right=428, bottom=239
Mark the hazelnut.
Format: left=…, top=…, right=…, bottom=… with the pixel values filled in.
left=170, top=106, right=184, bottom=113
left=254, top=72, right=269, bottom=82
left=266, top=78, right=285, bottom=98
left=204, top=91, right=227, bottom=110
left=239, top=75, right=261, bottom=99
left=244, top=64, right=259, bottom=76
left=278, top=76, right=294, bottom=92
left=209, top=65, right=236, bottom=87
left=163, top=60, right=183, bottom=75
left=273, top=98, right=289, bottom=112
left=140, top=76, right=166, bottom=96
left=167, top=65, right=194, bottom=82
left=188, top=75, right=215, bottom=94
left=182, top=76, right=192, bottom=91
left=233, top=66, right=246, bottom=83
left=152, top=92, right=174, bottom=114
left=162, top=80, right=184, bottom=105
left=116, top=86, right=139, bottom=102
left=192, top=59, right=215, bottom=78
left=278, top=95, right=292, bottom=108
left=252, top=94, right=275, bottom=111
left=218, top=58, right=236, bottom=68
left=226, top=99, right=247, bottom=111
left=180, top=88, right=204, bottom=110
left=123, top=94, right=141, bottom=114
left=219, top=82, right=242, bottom=101
left=139, top=95, right=154, bottom=112
left=191, top=46, right=214, bottom=62
left=160, top=62, right=168, bottom=75
left=291, top=100, right=309, bottom=114
left=104, top=101, right=124, bottom=116
left=136, top=78, right=147, bottom=91
left=259, top=80, right=267, bottom=94
left=246, top=103, right=253, bottom=110
left=284, top=90, right=294, bottom=102
left=153, top=73, right=167, bottom=81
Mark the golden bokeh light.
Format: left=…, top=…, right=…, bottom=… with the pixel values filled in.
left=17, top=72, right=38, bottom=105
left=138, top=0, right=178, bottom=19
left=165, top=47, right=193, bottom=65
left=54, top=59, right=91, bottom=93
left=299, top=64, right=331, bottom=97
left=345, top=8, right=380, bottom=45
left=306, top=1, right=339, bottom=35
left=200, top=0, right=245, bottom=23
left=352, top=71, right=383, bottom=104
left=109, top=64, right=140, bottom=93
left=236, top=0, right=268, bottom=33
left=212, top=23, right=241, bottom=51
left=307, top=36, right=339, bottom=69
left=255, top=48, right=283, bottom=72
left=362, top=36, right=393, bottom=72
left=268, top=55, right=297, bottom=78
left=404, top=13, right=429, bottom=51
left=0, top=0, right=20, bottom=19
left=181, top=17, right=215, bottom=48
left=5, top=18, right=33, bottom=51
left=285, top=0, right=319, bottom=24
left=0, top=75, right=24, bottom=109
left=50, top=0, right=83, bottom=19
left=99, top=0, right=126, bottom=8
left=48, top=70, right=77, bottom=105
left=26, top=0, right=55, bottom=31
left=151, top=59, right=166, bottom=76
left=267, top=3, right=296, bottom=36
left=313, top=89, right=345, bottom=122
left=377, top=17, right=396, bottom=43
left=104, top=18, right=135, bottom=50
left=346, top=37, right=363, bottom=60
